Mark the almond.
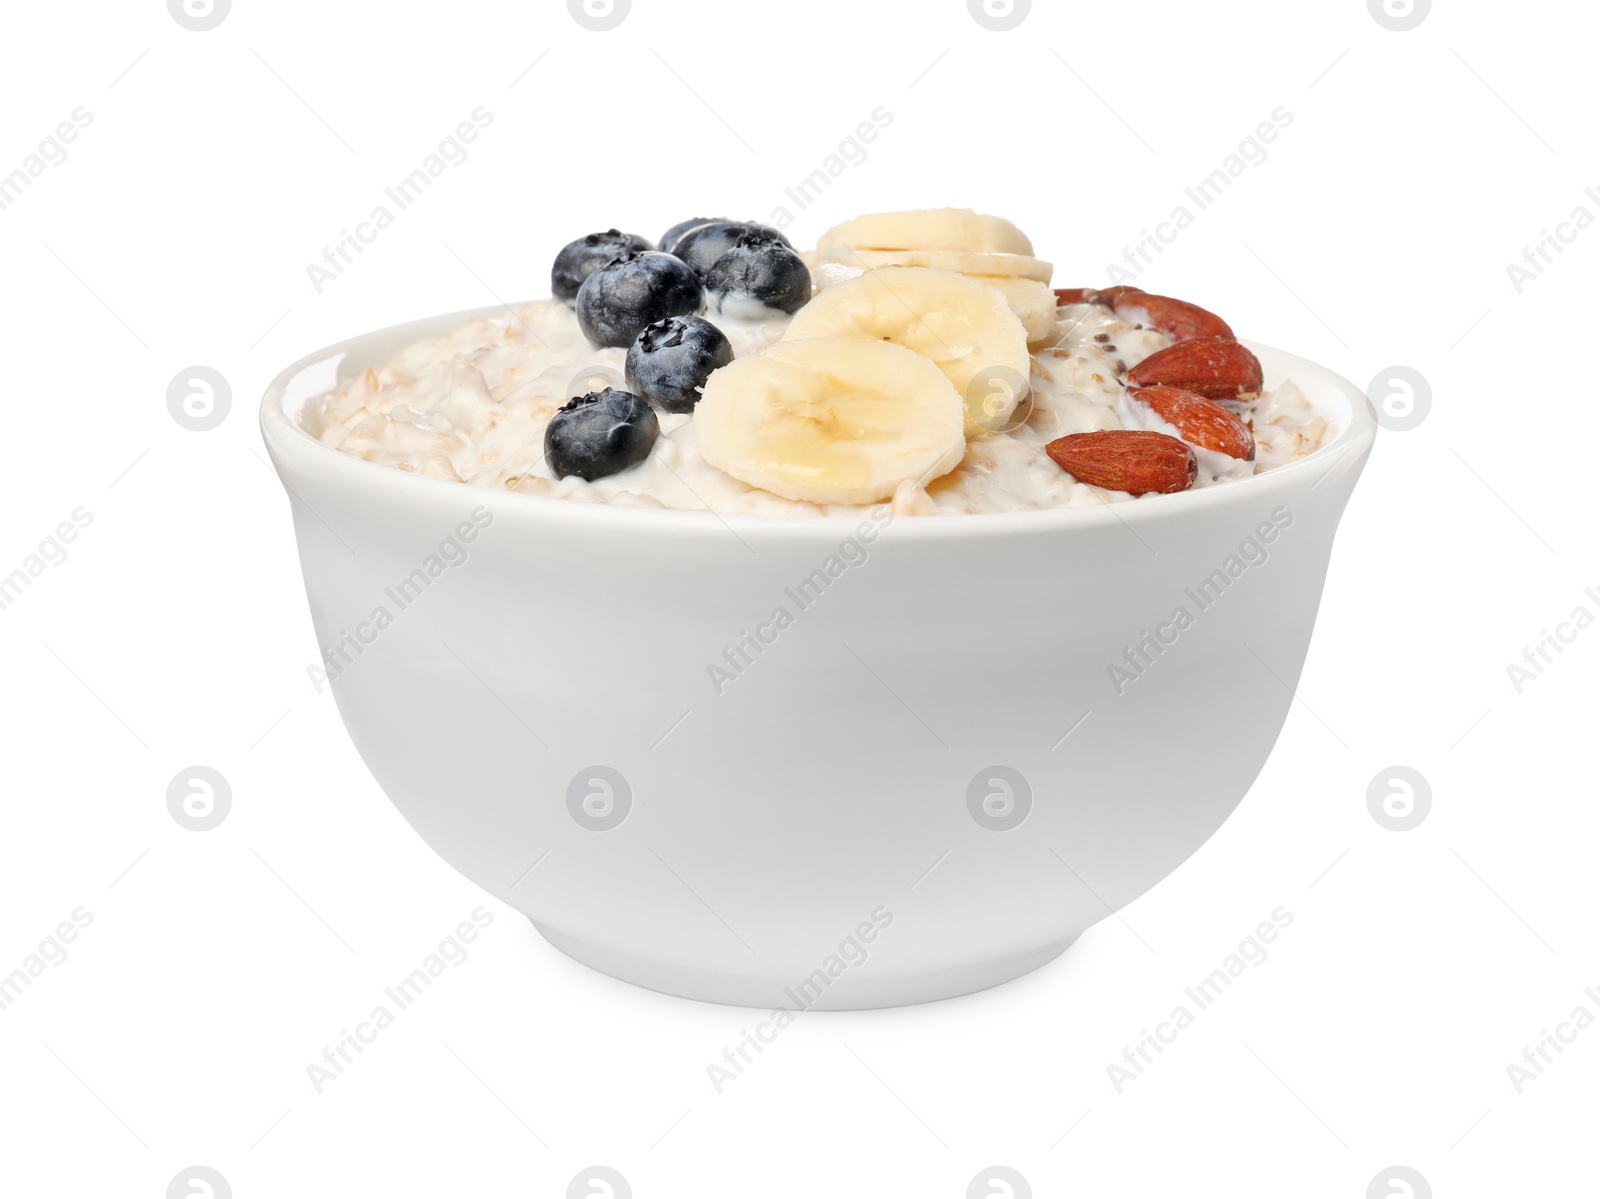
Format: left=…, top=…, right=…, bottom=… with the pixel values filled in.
left=1109, top=292, right=1234, bottom=342
left=1129, top=385, right=1256, bottom=461
left=1045, top=430, right=1197, bottom=496
left=1089, top=285, right=1145, bottom=307
left=1126, top=338, right=1263, bottom=401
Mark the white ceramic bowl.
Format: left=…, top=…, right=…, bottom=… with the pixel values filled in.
left=262, top=303, right=1375, bottom=1010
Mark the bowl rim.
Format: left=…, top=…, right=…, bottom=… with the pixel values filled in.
left=259, top=299, right=1377, bottom=541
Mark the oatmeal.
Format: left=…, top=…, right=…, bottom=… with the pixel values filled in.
left=304, top=209, right=1330, bottom=516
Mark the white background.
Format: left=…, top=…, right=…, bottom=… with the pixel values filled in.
left=1, top=0, right=1593, bottom=1195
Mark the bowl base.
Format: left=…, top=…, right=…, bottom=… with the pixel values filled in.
left=530, top=920, right=1078, bottom=1010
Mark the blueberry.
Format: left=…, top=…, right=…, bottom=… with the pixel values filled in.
left=704, top=234, right=812, bottom=316
left=659, top=217, right=727, bottom=258
left=674, top=220, right=792, bottom=276
left=544, top=388, right=660, bottom=481
left=551, top=229, right=654, bottom=303
left=625, top=316, right=734, bottom=413
left=574, top=251, right=704, bottom=348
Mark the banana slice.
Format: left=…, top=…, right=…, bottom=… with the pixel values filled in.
left=694, top=338, right=965, bottom=506
left=972, top=276, right=1059, bottom=344
left=817, top=248, right=1053, bottom=283
left=816, top=208, right=1034, bottom=256
left=782, top=267, right=1031, bottom=431
left=811, top=262, right=1057, bottom=344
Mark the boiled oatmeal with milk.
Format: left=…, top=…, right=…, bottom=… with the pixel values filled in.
left=307, top=208, right=1329, bottom=516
